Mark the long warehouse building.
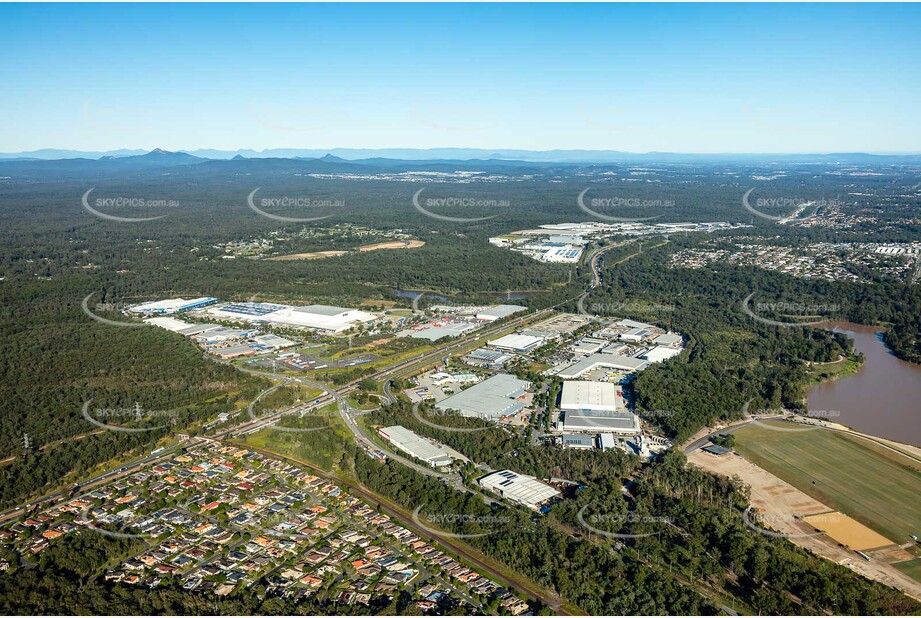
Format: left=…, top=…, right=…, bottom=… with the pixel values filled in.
left=556, top=353, right=648, bottom=379
left=434, top=373, right=530, bottom=420
left=378, top=426, right=454, bottom=468
left=477, top=470, right=561, bottom=512
left=209, top=301, right=377, bottom=333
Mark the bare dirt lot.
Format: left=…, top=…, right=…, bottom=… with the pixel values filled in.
left=269, top=240, right=425, bottom=261
left=689, top=450, right=921, bottom=601
left=804, top=511, right=893, bottom=551
left=356, top=239, right=425, bottom=251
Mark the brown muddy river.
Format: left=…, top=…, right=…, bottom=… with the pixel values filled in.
left=807, top=321, right=921, bottom=448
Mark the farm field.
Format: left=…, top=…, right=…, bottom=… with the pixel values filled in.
left=894, top=558, right=921, bottom=584
left=732, top=423, right=921, bottom=545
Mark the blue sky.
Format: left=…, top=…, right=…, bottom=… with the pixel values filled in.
left=1, top=3, right=919, bottom=153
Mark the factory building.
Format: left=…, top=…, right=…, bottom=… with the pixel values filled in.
left=475, top=305, right=528, bottom=322
left=435, top=373, right=530, bottom=420
left=556, top=353, right=649, bottom=379
left=540, top=245, right=583, bottom=263
left=561, top=434, right=595, bottom=450
left=463, top=347, right=515, bottom=368
left=209, top=302, right=376, bottom=333
left=560, top=381, right=621, bottom=413
left=477, top=470, right=561, bottom=512
left=569, top=337, right=608, bottom=355
left=487, top=334, right=545, bottom=354
left=378, top=426, right=454, bottom=468
left=640, top=346, right=683, bottom=363
left=652, top=333, right=683, bottom=348
left=561, top=409, right=641, bottom=435
left=128, top=297, right=217, bottom=315
left=253, top=334, right=297, bottom=350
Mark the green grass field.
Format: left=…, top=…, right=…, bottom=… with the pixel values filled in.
left=894, top=558, right=921, bottom=583
left=244, top=403, right=352, bottom=472
left=732, top=423, right=921, bottom=544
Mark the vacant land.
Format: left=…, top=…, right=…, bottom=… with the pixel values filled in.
left=895, top=558, right=921, bottom=584
left=269, top=239, right=425, bottom=260
left=357, top=239, right=425, bottom=251
left=733, top=423, right=921, bottom=544
left=803, top=511, right=893, bottom=550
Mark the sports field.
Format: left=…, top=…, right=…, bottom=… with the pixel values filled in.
left=732, top=423, right=921, bottom=544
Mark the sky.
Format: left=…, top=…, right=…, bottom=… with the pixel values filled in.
left=1, top=3, right=919, bottom=154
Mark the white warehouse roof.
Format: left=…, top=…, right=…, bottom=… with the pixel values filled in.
left=642, top=346, right=683, bottom=363
left=128, top=297, right=217, bottom=315
left=488, top=334, right=544, bottom=353
left=652, top=333, right=683, bottom=347
left=560, top=381, right=620, bottom=412
left=476, top=305, right=528, bottom=321
left=478, top=470, right=560, bottom=510
left=210, top=302, right=376, bottom=333
left=379, top=426, right=453, bottom=467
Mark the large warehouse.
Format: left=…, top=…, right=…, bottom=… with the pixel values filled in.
left=209, top=301, right=376, bottom=333
left=475, top=304, right=528, bottom=322
left=561, top=409, right=641, bottom=435
left=560, top=381, right=620, bottom=412
left=640, top=346, right=683, bottom=363
left=128, top=297, right=217, bottom=315
left=556, top=353, right=649, bottom=379
left=477, top=470, right=561, bottom=511
left=378, top=426, right=454, bottom=468
left=435, top=373, right=530, bottom=420
left=487, top=333, right=545, bottom=354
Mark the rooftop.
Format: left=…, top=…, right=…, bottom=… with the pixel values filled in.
left=477, top=470, right=560, bottom=509
left=435, top=373, right=530, bottom=419
left=560, top=381, right=619, bottom=411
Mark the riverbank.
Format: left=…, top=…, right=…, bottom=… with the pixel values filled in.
left=806, top=321, right=921, bottom=449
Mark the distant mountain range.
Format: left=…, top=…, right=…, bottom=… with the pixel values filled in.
left=2, top=147, right=921, bottom=164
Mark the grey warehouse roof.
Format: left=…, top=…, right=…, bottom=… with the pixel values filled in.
left=562, top=409, right=641, bottom=433
left=435, top=373, right=530, bottom=419
left=557, top=353, right=649, bottom=378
